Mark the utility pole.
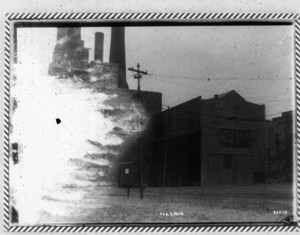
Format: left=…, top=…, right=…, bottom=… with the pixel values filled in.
left=128, top=63, right=148, bottom=199
left=128, top=63, right=148, bottom=93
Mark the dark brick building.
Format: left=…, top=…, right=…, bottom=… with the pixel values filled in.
left=149, top=90, right=268, bottom=187
left=267, top=111, right=294, bottom=183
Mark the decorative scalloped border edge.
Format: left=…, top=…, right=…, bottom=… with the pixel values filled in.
left=3, top=12, right=300, bottom=232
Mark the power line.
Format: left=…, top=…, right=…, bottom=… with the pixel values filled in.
left=152, top=72, right=237, bottom=81
left=150, top=72, right=292, bottom=82
left=132, top=69, right=293, bottom=120
left=135, top=81, right=292, bottom=120
left=150, top=75, right=202, bottom=92
left=150, top=76, right=293, bottom=104
left=138, top=91, right=291, bottom=121
left=144, top=77, right=292, bottom=116
left=141, top=92, right=290, bottom=120
left=146, top=72, right=293, bottom=106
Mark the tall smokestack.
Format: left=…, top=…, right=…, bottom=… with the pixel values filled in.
left=94, top=32, right=104, bottom=62
left=57, top=27, right=81, bottom=42
left=109, top=27, right=129, bottom=89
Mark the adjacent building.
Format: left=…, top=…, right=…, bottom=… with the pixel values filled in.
left=114, top=90, right=162, bottom=187
left=267, top=111, right=294, bottom=183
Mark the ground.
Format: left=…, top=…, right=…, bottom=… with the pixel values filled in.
left=35, top=184, right=294, bottom=224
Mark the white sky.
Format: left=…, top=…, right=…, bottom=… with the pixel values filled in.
left=17, top=25, right=294, bottom=119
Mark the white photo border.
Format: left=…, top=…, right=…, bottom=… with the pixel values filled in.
left=3, top=12, right=300, bottom=232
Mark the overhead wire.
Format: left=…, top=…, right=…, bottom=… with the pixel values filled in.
left=150, top=71, right=292, bottom=82
left=128, top=67, right=293, bottom=121
left=138, top=91, right=291, bottom=121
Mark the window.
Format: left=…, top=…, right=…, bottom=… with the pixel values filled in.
left=223, top=154, right=232, bottom=169
left=218, top=129, right=252, bottom=148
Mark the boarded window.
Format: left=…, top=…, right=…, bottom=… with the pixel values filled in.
left=154, top=114, right=163, bottom=138
left=223, top=154, right=232, bottom=169
left=253, top=172, right=265, bottom=184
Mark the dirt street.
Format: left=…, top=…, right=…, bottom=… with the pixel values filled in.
left=36, top=184, right=294, bottom=224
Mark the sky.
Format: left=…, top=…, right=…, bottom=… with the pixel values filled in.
left=17, top=25, right=294, bottom=119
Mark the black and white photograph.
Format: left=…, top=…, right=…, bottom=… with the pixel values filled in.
left=7, top=20, right=296, bottom=226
